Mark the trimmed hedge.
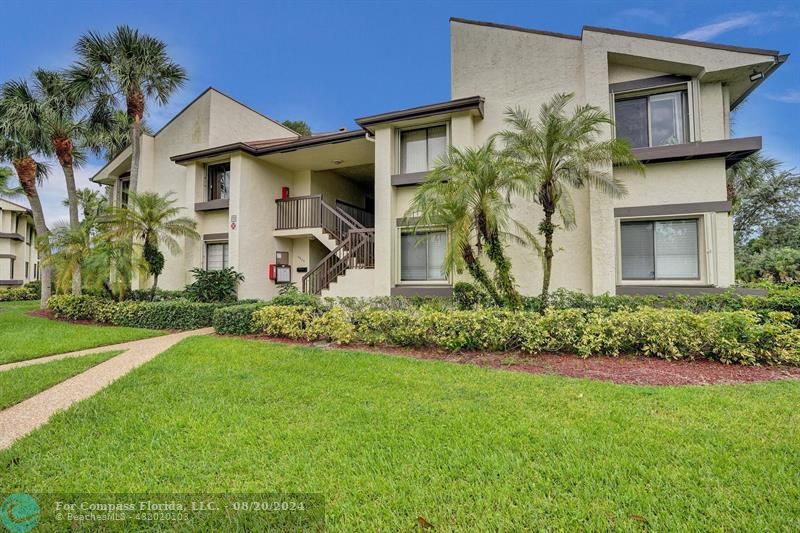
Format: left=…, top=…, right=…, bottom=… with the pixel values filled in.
left=212, top=303, right=269, bottom=335
left=0, top=285, right=39, bottom=302
left=247, top=305, right=800, bottom=366
left=48, top=295, right=222, bottom=330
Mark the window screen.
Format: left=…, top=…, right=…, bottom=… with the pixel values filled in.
left=401, top=230, right=447, bottom=281
left=621, top=219, right=699, bottom=280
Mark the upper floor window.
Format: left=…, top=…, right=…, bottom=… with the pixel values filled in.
left=207, top=162, right=230, bottom=201
left=620, top=219, right=699, bottom=281
left=400, top=125, right=447, bottom=174
left=615, top=90, right=689, bottom=148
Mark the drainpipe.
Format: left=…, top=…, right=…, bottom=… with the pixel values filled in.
left=364, top=132, right=375, bottom=143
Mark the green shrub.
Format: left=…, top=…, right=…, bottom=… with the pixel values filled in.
left=185, top=267, right=244, bottom=303
left=306, top=307, right=355, bottom=344
left=453, top=282, right=493, bottom=310
left=127, top=289, right=187, bottom=301
left=213, top=303, right=268, bottom=335
left=268, top=285, right=324, bottom=310
left=0, top=286, right=38, bottom=302
left=47, top=295, right=101, bottom=320
left=252, top=305, right=316, bottom=339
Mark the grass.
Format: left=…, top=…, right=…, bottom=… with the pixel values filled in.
left=1, top=336, right=799, bottom=530
left=0, top=301, right=162, bottom=364
left=0, top=351, right=122, bottom=410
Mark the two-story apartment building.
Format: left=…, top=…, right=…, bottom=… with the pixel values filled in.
left=0, top=198, right=38, bottom=286
left=92, top=17, right=787, bottom=300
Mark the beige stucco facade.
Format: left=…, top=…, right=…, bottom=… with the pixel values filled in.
left=0, top=198, right=38, bottom=286
left=92, top=19, right=785, bottom=299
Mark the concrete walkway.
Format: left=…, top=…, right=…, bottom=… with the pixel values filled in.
left=0, top=328, right=213, bottom=450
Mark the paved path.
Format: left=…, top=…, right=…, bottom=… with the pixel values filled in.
left=0, top=328, right=213, bottom=450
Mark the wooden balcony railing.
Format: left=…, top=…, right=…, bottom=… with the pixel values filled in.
left=302, top=229, right=375, bottom=295
left=276, top=195, right=366, bottom=243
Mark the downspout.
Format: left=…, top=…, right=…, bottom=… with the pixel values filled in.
left=364, top=132, right=375, bottom=143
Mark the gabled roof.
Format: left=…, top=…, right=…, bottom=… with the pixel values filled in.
left=171, top=130, right=364, bottom=164
left=0, top=197, right=32, bottom=215
left=355, top=96, right=485, bottom=131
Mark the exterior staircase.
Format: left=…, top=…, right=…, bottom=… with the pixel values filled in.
left=275, top=195, right=375, bottom=294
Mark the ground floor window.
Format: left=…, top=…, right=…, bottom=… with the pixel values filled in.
left=400, top=229, right=447, bottom=282
left=621, top=219, right=699, bottom=280
left=206, top=242, right=229, bottom=271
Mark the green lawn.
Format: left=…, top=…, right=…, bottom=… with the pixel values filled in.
left=1, top=336, right=798, bottom=530
left=0, top=351, right=122, bottom=410
left=0, top=301, right=162, bottom=364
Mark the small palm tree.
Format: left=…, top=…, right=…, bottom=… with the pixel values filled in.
left=498, top=93, right=643, bottom=307
left=1, top=71, right=87, bottom=294
left=105, top=191, right=198, bottom=299
left=406, top=140, right=533, bottom=307
left=69, top=25, right=187, bottom=192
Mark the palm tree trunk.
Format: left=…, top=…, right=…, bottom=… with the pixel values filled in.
left=462, top=244, right=503, bottom=306
left=486, top=233, right=521, bottom=308
left=14, top=158, right=51, bottom=309
left=56, top=142, right=81, bottom=295
left=127, top=90, right=145, bottom=193
left=540, top=209, right=555, bottom=310
left=150, top=274, right=158, bottom=301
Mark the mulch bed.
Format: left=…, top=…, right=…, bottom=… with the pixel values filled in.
left=242, top=335, right=800, bottom=386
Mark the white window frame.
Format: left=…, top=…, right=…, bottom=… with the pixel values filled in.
left=616, top=214, right=708, bottom=286
left=394, top=121, right=450, bottom=175
left=395, top=225, right=450, bottom=285
left=611, top=82, right=695, bottom=147
left=205, top=241, right=229, bottom=271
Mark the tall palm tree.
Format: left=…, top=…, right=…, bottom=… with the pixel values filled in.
left=0, top=136, right=52, bottom=308
left=406, top=140, right=533, bottom=307
left=105, top=191, right=198, bottom=299
left=1, top=72, right=86, bottom=294
left=498, top=93, right=643, bottom=307
left=69, top=25, right=187, bottom=192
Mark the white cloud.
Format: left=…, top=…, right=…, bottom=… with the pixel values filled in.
left=766, top=90, right=800, bottom=104
left=677, top=13, right=760, bottom=41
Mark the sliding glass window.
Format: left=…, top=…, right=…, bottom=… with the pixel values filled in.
left=620, top=219, right=699, bottom=280
left=615, top=90, right=689, bottom=148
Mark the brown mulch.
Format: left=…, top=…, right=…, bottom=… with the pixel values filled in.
left=240, top=334, right=800, bottom=386
left=28, top=308, right=103, bottom=326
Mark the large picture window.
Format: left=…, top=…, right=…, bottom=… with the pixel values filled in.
left=400, top=229, right=446, bottom=282
left=621, top=219, right=699, bottom=280
left=615, top=90, right=689, bottom=148
left=207, top=162, right=230, bottom=201
left=400, top=125, right=447, bottom=174
left=206, top=242, right=229, bottom=271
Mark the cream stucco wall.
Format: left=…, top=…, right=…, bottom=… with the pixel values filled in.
left=0, top=201, right=37, bottom=284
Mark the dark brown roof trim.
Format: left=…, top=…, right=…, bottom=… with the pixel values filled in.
left=0, top=254, right=15, bottom=260
left=195, top=199, right=230, bottom=212
left=0, top=280, right=23, bottom=287
left=0, top=232, right=24, bottom=241
left=631, top=137, right=761, bottom=168
left=355, top=96, right=484, bottom=130
left=391, top=171, right=430, bottom=187
left=171, top=130, right=364, bottom=163
left=0, top=198, right=33, bottom=214
left=203, top=232, right=228, bottom=241
left=583, top=26, right=780, bottom=57
left=610, top=75, right=691, bottom=93
left=614, top=201, right=732, bottom=218
left=450, top=17, right=580, bottom=41
left=731, top=54, right=789, bottom=110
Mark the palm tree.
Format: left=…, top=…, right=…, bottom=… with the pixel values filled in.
left=497, top=93, right=643, bottom=307
left=0, top=136, right=52, bottom=308
left=0, top=166, right=23, bottom=197
left=406, top=140, right=533, bottom=307
left=105, top=191, right=198, bottom=299
left=1, top=72, right=86, bottom=294
left=69, top=25, right=187, bottom=192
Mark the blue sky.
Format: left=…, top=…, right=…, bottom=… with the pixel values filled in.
left=1, top=0, right=797, bottom=220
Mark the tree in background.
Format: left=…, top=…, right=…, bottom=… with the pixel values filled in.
left=105, top=191, right=198, bottom=300
left=69, top=25, right=187, bottom=192
left=282, top=119, right=312, bottom=136
left=407, top=140, right=531, bottom=307
left=728, top=153, right=800, bottom=282
left=498, top=93, right=643, bottom=307
left=0, top=166, right=23, bottom=197
left=0, top=71, right=87, bottom=294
